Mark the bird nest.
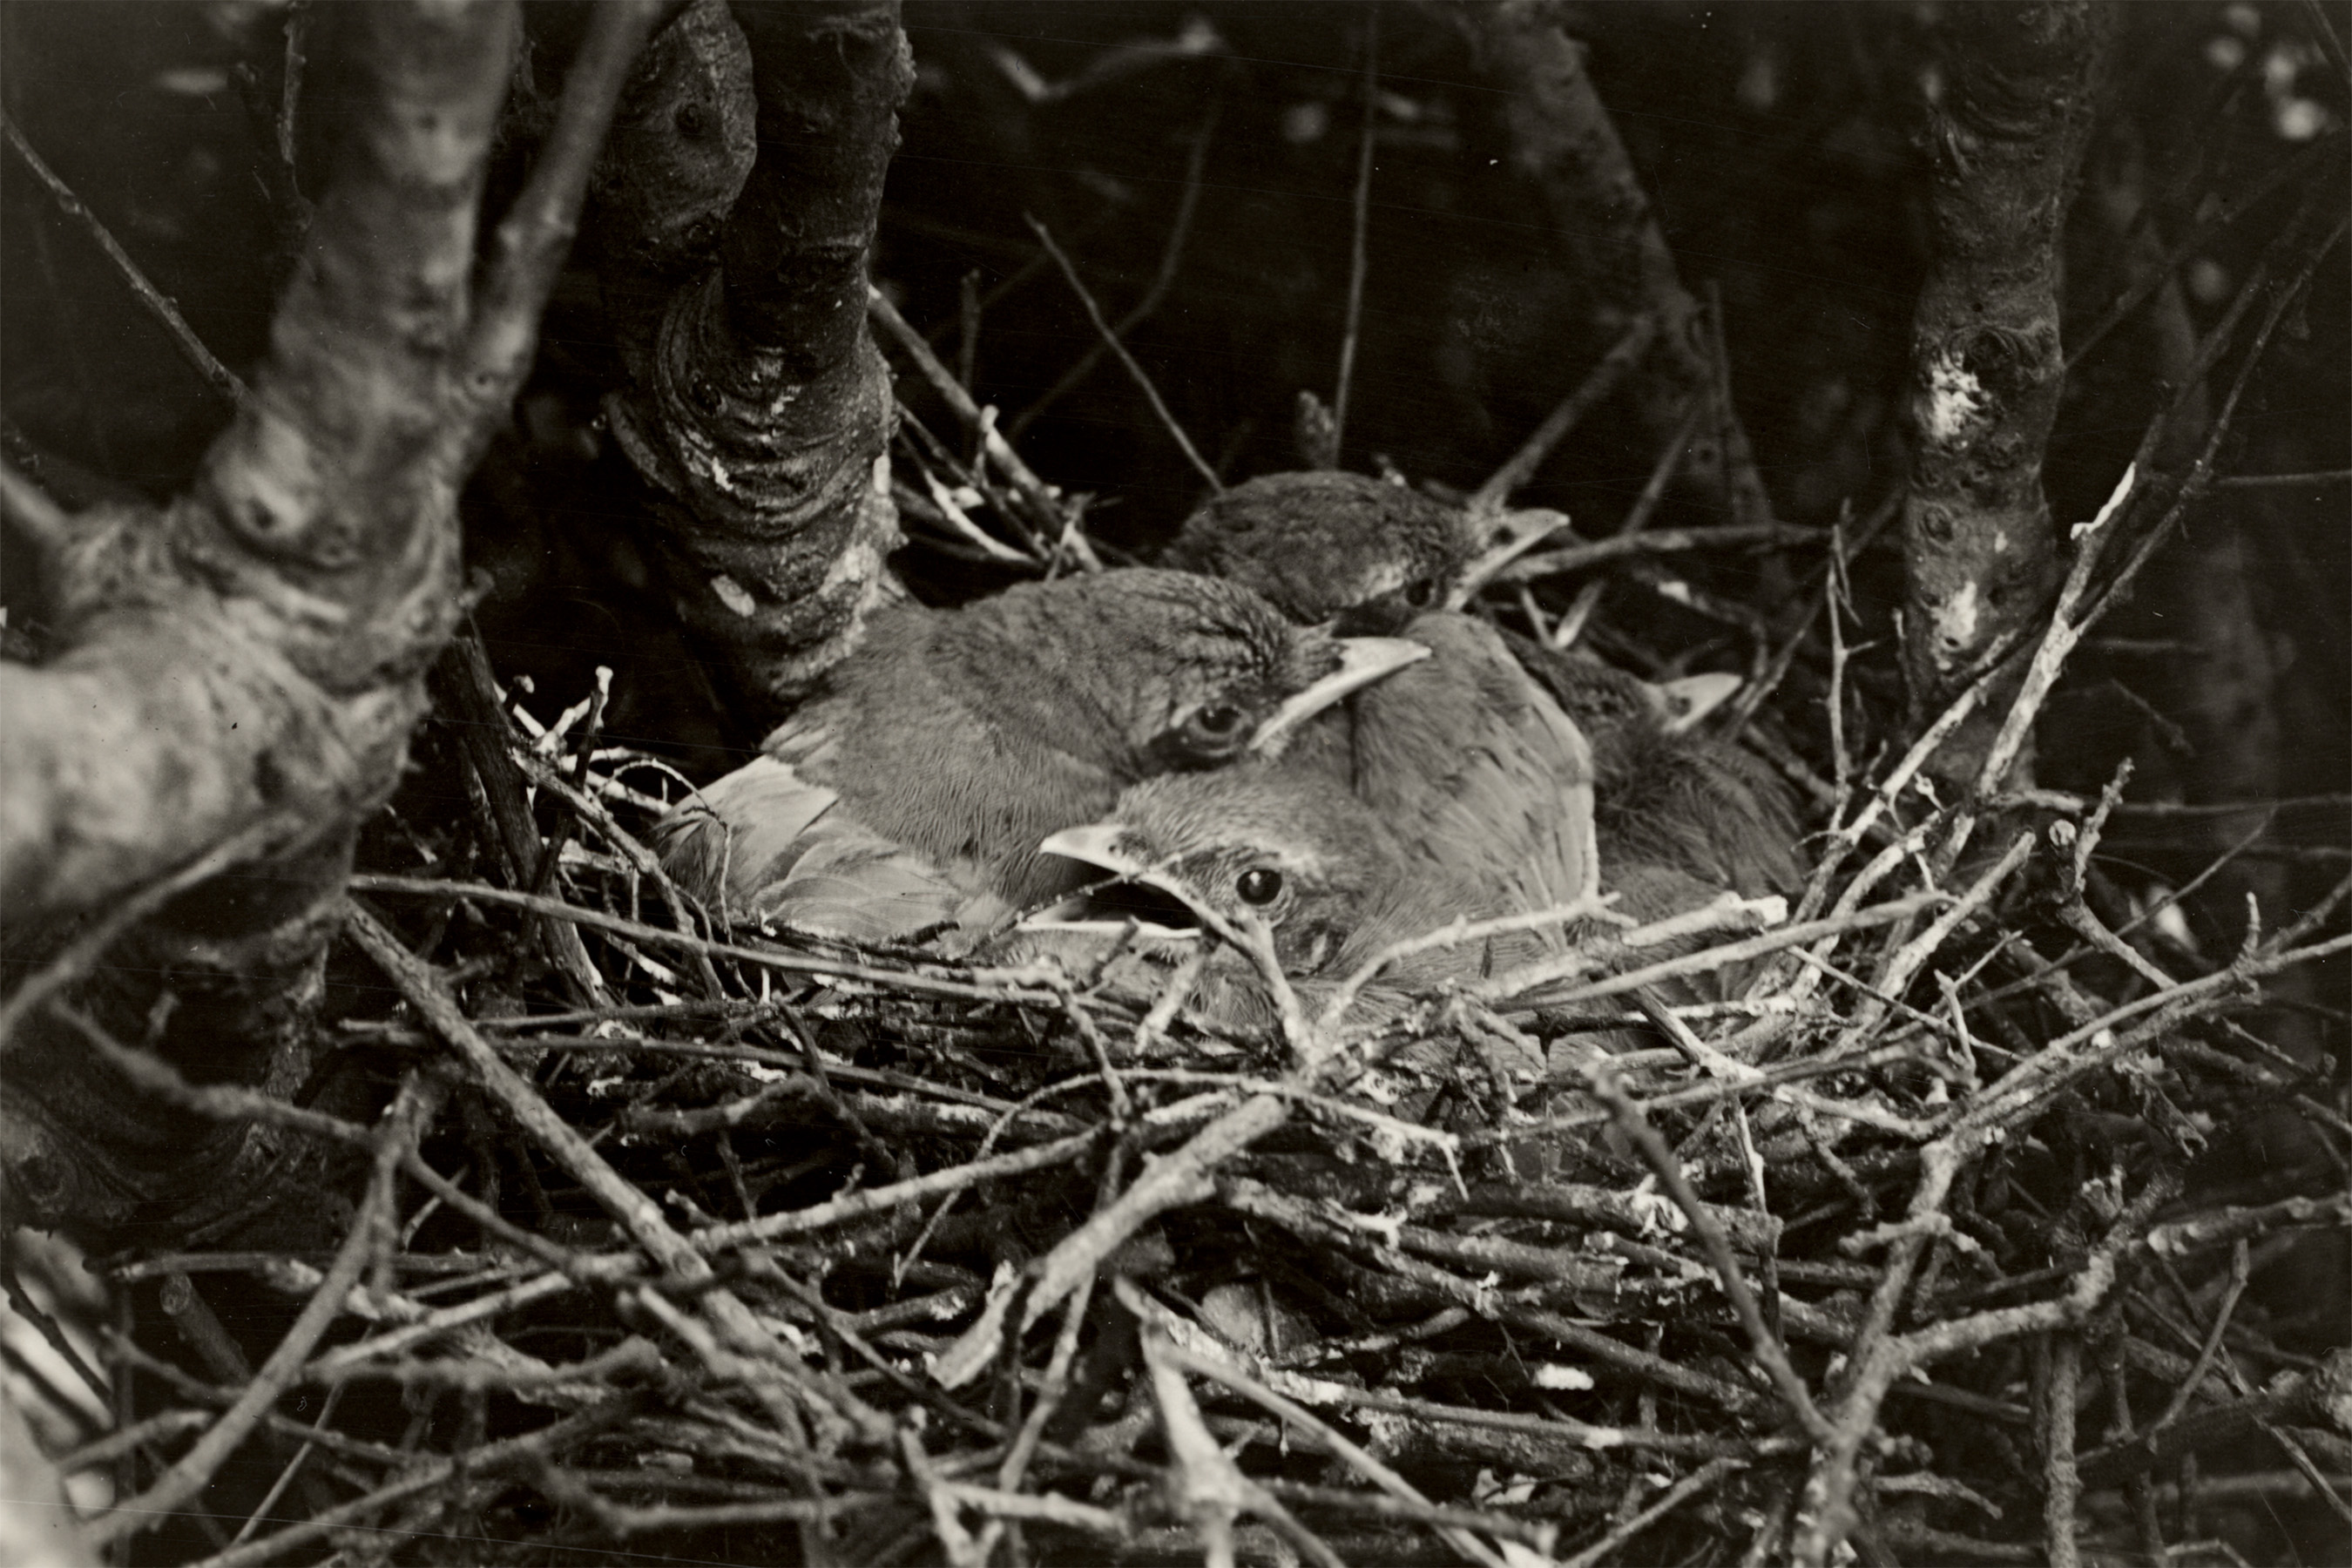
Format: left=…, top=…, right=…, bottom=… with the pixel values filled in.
left=24, top=656, right=2344, bottom=1568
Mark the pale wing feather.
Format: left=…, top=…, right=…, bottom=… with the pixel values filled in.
left=654, top=753, right=1005, bottom=943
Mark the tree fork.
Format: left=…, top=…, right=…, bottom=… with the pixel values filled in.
left=0, top=0, right=660, bottom=1244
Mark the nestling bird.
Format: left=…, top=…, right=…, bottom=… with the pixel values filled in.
left=1162, top=470, right=1471, bottom=632
left=1284, top=609, right=1600, bottom=921
left=653, top=569, right=1426, bottom=946
left=1036, top=762, right=1724, bottom=995
left=1167, top=469, right=1802, bottom=897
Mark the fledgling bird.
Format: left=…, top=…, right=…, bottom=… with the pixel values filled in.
left=1166, top=469, right=1803, bottom=897
left=654, top=569, right=1426, bottom=947
left=1037, top=763, right=1723, bottom=995
left=1285, top=610, right=1601, bottom=921
left=1164, top=470, right=1470, bottom=633
left=1031, top=760, right=1747, bottom=1122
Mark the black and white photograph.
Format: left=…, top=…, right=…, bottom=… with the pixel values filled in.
left=2, top=3, right=2346, bottom=1563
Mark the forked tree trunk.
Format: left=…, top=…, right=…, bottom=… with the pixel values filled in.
left=0, top=0, right=660, bottom=1244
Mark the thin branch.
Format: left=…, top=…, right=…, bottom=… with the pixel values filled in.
left=1470, top=314, right=1657, bottom=518
left=868, top=285, right=1074, bottom=560
left=2212, top=467, right=2351, bottom=490
left=1328, top=9, right=1379, bottom=461
left=1026, top=215, right=1222, bottom=492
left=1490, top=521, right=1819, bottom=586
left=1, top=112, right=248, bottom=408
left=1009, top=96, right=1221, bottom=439
left=455, top=0, right=663, bottom=466
left=1583, top=1062, right=1833, bottom=1443
left=83, top=1075, right=436, bottom=1548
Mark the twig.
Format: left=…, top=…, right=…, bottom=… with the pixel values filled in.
left=1009, top=96, right=1220, bottom=439
left=350, top=873, right=1073, bottom=1008
left=1470, top=314, right=1658, bottom=518
left=2213, top=466, right=2351, bottom=489
left=1481, top=891, right=1928, bottom=1011
left=1329, top=10, right=1379, bottom=461
left=2064, top=132, right=2341, bottom=372
left=1490, top=522, right=1821, bottom=585
left=454, top=1, right=663, bottom=463
left=2153, top=1240, right=2252, bottom=1431
left=2078, top=1348, right=2352, bottom=1488
left=45, top=1003, right=376, bottom=1152
left=1126, top=1283, right=1511, bottom=1568
left=1026, top=215, right=1222, bottom=491
left=84, top=1075, right=436, bottom=1548
left=2075, top=211, right=2349, bottom=641
left=0, top=812, right=300, bottom=1053
left=691, top=1131, right=1100, bottom=1248
left=342, top=900, right=892, bottom=1443
left=175, top=1396, right=642, bottom=1568
left=1515, top=399, right=1706, bottom=633
left=1582, top=1063, right=1833, bottom=1443
left=2044, top=1332, right=2084, bottom=1568
left=1560, top=1457, right=1745, bottom=1568
left=1, top=112, right=248, bottom=407
left=932, top=1094, right=1288, bottom=1388
left=867, top=286, right=1075, bottom=561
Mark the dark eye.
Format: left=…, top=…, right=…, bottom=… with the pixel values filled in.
left=1237, top=868, right=1283, bottom=905
left=1193, top=705, right=1243, bottom=736
left=1402, top=577, right=1436, bottom=609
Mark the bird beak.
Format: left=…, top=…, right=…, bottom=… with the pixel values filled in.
left=1027, top=823, right=1202, bottom=940
left=1016, top=906, right=1201, bottom=942
left=1037, top=821, right=1152, bottom=880
left=1251, top=635, right=1429, bottom=755
left=1651, top=672, right=1742, bottom=733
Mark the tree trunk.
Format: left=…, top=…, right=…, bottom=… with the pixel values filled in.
left=1899, top=0, right=2112, bottom=788
left=602, top=0, right=913, bottom=732
left=0, top=0, right=659, bottom=1245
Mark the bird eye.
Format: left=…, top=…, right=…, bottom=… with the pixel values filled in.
left=1193, top=705, right=1243, bottom=736
left=1402, top=577, right=1436, bottom=609
left=1237, top=868, right=1284, bottom=905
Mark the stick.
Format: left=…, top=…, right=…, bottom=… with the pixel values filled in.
left=1010, top=96, right=1221, bottom=439
left=2, top=113, right=247, bottom=407
left=84, top=1076, right=436, bottom=1547
left=1469, top=314, right=1657, bottom=518
left=1329, top=10, right=1379, bottom=461
left=1027, top=215, right=1222, bottom=491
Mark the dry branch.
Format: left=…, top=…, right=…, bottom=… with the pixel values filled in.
left=1458, top=2, right=1777, bottom=533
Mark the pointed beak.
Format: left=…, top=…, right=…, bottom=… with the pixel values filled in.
left=1016, top=904, right=1201, bottom=941
left=1251, top=634, right=1429, bottom=755
left=1652, top=672, right=1742, bottom=733
left=1037, top=821, right=1152, bottom=880
left=1026, top=825, right=1203, bottom=939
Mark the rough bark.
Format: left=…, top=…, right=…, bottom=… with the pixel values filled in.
left=1900, top=1, right=2112, bottom=787
left=603, top=0, right=913, bottom=731
left=0, top=0, right=659, bottom=1243
left=1459, top=1, right=1778, bottom=534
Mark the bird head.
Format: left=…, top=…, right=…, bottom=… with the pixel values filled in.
left=1162, top=472, right=1478, bottom=636
left=1032, top=765, right=1406, bottom=977
left=997, top=570, right=1425, bottom=772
